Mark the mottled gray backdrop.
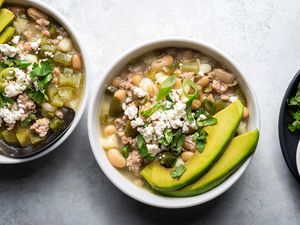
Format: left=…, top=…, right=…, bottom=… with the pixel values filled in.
left=1, top=0, right=300, bottom=224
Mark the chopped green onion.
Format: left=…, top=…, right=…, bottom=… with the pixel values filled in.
left=156, top=75, right=177, bottom=101
left=182, top=79, right=199, bottom=105
left=141, top=103, right=161, bottom=117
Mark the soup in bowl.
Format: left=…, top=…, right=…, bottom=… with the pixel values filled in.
left=0, top=0, right=89, bottom=163
left=88, top=38, right=260, bottom=208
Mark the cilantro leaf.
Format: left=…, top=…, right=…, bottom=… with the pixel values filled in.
left=170, top=164, right=186, bottom=178
left=192, top=129, right=208, bottom=153
left=158, top=128, right=173, bottom=146
left=170, top=129, right=185, bottom=156
left=137, top=133, right=154, bottom=161
left=14, top=60, right=32, bottom=69
left=0, top=93, right=14, bottom=107
left=30, top=60, right=53, bottom=78
left=121, top=144, right=130, bottom=158
left=28, top=91, right=45, bottom=104
left=21, top=114, right=37, bottom=127
left=197, top=117, right=217, bottom=127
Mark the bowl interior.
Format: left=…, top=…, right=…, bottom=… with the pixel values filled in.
left=0, top=0, right=90, bottom=164
left=88, top=38, right=260, bottom=208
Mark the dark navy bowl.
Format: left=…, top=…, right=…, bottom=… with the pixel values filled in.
left=279, top=70, right=300, bottom=183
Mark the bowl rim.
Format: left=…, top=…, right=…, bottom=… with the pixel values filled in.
left=88, top=37, right=261, bottom=208
left=0, top=0, right=90, bottom=164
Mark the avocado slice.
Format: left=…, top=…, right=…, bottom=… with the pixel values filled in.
left=160, top=129, right=259, bottom=197
left=0, top=9, right=15, bottom=34
left=140, top=99, right=244, bottom=191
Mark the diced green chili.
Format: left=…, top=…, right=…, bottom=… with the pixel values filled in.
left=181, top=61, right=199, bottom=73
left=182, top=79, right=199, bottom=104
left=53, top=51, right=72, bottom=66
left=108, top=96, right=123, bottom=117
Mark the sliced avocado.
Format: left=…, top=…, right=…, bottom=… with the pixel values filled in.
left=140, top=99, right=244, bottom=191
left=160, top=129, right=259, bottom=197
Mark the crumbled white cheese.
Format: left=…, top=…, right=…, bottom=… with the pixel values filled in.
left=11, top=35, right=20, bottom=44
left=133, top=87, right=147, bottom=98
left=124, top=105, right=138, bottom=120
left=30, top=39, right=41, bottom=51
left=0, top=44, right=17, bottom=57
left=44, top=51, right=54, bottom=58
left=125, top=97, right=132, bottom=103
left=146, top=143, right=161, bottom=157
left=137, top=124, right=155, bottom=143
left=4, top=81, right=26, bottom=98
left=57, top=35, right=63, bottom=40
left=199, top=114, right=207, bottom=120
left=0, top=107, right=22, bottom=125
left=229, top=96, right=238, bottom=102
left=131, top=117, right=144, bottom=128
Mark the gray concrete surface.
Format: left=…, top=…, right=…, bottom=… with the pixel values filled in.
left=1, top=0, right=300, bottom=224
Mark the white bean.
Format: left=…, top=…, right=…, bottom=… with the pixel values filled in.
left=104, top=125, right=117, bottom=136
left=27, top=8, right=48, bottom=20
left=107, top=149, right=126, bottom=168
left=57, top=38, right=73, bottom=52
left=181, top=151, right=194, bottom=162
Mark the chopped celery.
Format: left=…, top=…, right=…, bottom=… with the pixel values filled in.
left=0, top=9, right=15, bottom=33
left=30, top=133, right=45, bottom=145
left=41, top=108, right=55, bottom=118
left=214, top=100, right=226, bottom=112
left=51, top=94, right=64, bottom=107
left=40, top=45, right=56, bottom=58
left=58, top=87, right=75, bottom=102
left=162, top=65, right=175, bottom=75
left=72, top=72, right=82, bottom=88
left=234, top=88, right=247, bottom=106
left=47, top=84, right=58, bottom=100
left=49, top=116, right=63, bottom=132
left=49, top=24, right=58, bottom=38
left=53, top=51, right=72, bottom=66
left=58, top=73, right=76, bottom=87
left=0, top=26, right=15, bottom=44
left=13, top=18, right=28, bottom=34
left=181, top=61, right=199, bottom=73
left=16, top=127, right=31, bottom=147
left=63, top=67, right=74, bottom=75
left=2, top=130, right=18, bottom=144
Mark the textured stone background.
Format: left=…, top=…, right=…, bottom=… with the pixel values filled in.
left=1, top=0, right=300, bottom=224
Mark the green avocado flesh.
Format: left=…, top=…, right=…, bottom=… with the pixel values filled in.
left=159, top=129, right=259, bottom=197
left=140, top=99, right=244, bottom=191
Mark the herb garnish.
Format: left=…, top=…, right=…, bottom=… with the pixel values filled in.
left=28, top=60, right=53, bottom=103
left=0, top=93, right=14, bottom=107
left=156, top=75, right=177, bottom=101
left=192, top=129, right=208, bottom=152
left=170, top=164, right=186, bottom=178
left=287, top=83, right=300, bottom=132
left=141, top=103, right=161, bottom=117
left=121, top=144, right=130, bottom=158
left=137, top=133, right=154, bottom=161
left=21, top=114, right=37, bottom=127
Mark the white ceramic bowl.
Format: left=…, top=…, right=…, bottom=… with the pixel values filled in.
left=0, top=0, right=90, bottom=164
left=88, top=38, right=260, bottom=208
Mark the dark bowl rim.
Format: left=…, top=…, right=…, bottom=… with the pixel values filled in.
left=278, top=69, right=300, bottom=183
